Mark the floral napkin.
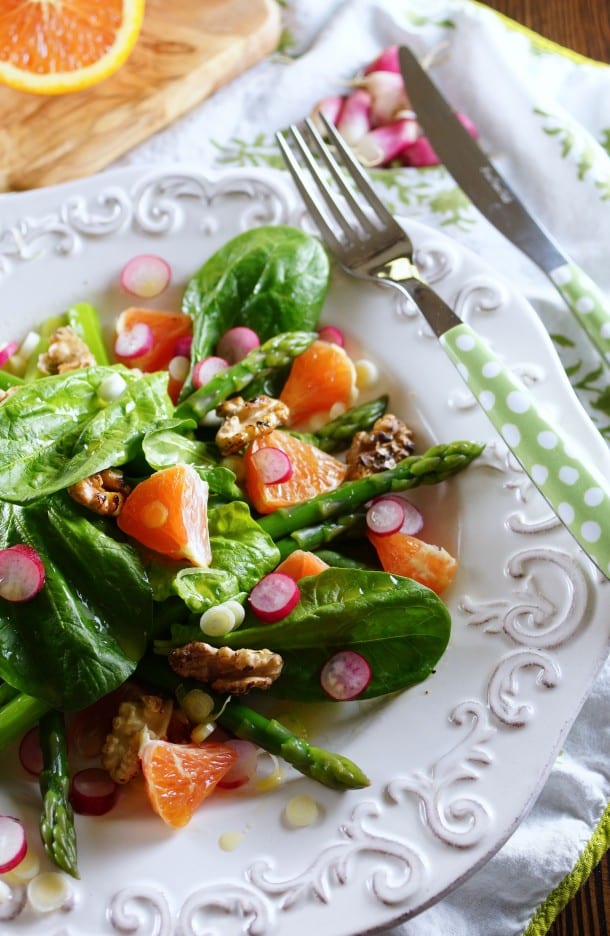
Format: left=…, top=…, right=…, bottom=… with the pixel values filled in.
left=116, top=1, right=610, bottom=933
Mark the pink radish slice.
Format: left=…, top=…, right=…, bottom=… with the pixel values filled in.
left=0, top=816, right=27, bottom=873
left=251, top=447, right=293, bottom=484
left=369, top=494, right=423, bottom=535
left=173, top=335, right=193, bottom=358
left=192, top=356, right=229, bottom=389
left=310, top=95, right=345, bottom=132
left=320, top=650, right=371, bottom=701
left=364, top=45, right=400, bottom=74
left=217, top=740, right=259, bottom=789
left=0, top=545, right=45, bottom=602
left=0, top=341, right=19, bottom=368
left=69, top=768, right=118, bottom=816
left=366, top=497, right=405, bottom=535
left=114, top=322, right=154, bottom=360
left=354, top=118, right=418, bottom=168
left=317, top=326, right=344, bottom=347
left=359, top=71, right=410, bottom=127
left=249, top=573, right=300, bottom=623
left=337, top=89, right=372, bottom=145
left=120, top=254, right=171, bottom=298
left=216, top=326, right=260, bottom=364
left=18, top=727, right=43, bottom=777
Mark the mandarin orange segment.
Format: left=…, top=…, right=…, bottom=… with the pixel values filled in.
left=245, top=430, right=346, bottom=514
left=140, top=739, right=238, bottom=829
left=0, top=0, right=145, bottom=95
left=275, top=549, right=330, bottom=580
left=114, top=307, right=193, bottom=373
left=117, top=464, right=212, bottom=567
left=279, top=339, right=356, bottom=427
left=368, top=531, right=457, bottom=595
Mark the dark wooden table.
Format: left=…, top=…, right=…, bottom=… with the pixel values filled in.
left=476, top=5, right=610, bottom=933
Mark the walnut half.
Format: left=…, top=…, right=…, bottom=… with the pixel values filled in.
left=37, top=326, right=96, bottom=375
left=215, top=395, right=290, bottom=455
left=102, top=694, right=174, bottom=784
left=68, top=468, right=131, bottom=516
left=169, top=642, right=283, bottom=694
left=345, top=413, right=415, bottom=480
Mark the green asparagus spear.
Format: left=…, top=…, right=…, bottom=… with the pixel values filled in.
left=25, top=314, right=66, bottom=380
left=259, top=439, right=485, bottom=540
left=136, top=656, right=369, bottom=791
left=65, top=302, right=110, bottom=366
left=313, top=550, right=370, bottom=570
left=0, top=692, right=49, bottom=751
left=0, top=681, right=19, bottom=708
left=0, top=370, right=24, bottom=390
left=276, top=512, right=367, bottom=559
left=38, top=710, right=79, bottom=878
left=313, top=394, right=389, bottom=452
left=175, top=331, right=317, bottom=423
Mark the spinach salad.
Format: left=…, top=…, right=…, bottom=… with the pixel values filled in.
left=0, top=225, right=483, bottom=886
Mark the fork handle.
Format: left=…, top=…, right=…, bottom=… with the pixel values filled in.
left=440, top=321, right=610, bottom=577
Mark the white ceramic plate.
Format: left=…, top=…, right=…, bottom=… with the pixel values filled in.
left=0, top=167, right=609, bottom=936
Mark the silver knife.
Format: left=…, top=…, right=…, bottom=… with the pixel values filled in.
left=398, top=45, right=610, bottom=363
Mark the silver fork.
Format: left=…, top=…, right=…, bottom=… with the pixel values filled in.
left=276, top=117, right=610, bottom=579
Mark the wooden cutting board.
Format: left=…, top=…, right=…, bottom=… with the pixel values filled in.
left=0, top=0, right=281, bottom=192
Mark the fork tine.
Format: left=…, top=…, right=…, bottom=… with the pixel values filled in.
left=284, top=124, right=362, bottom=243
left=319, top=114, right=404, bottom=233
left=276, top=130, right=346, bottom=256
left=301, top=119, right=382, bottom=235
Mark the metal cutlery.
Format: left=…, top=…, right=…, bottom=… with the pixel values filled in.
left=398, top=44, right=610, bottom=364
left=276, top=115, right=610, bottom=579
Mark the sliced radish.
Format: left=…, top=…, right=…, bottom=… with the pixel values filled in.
left=18, top=727, right=43, bottom=777
left=358, top=71, right=410, bottom=127
left=320, top=650, right=371, bottom=701
left=337, top=88, right=373, bottom=145
left=364, top=46, right=400, bottom=74
left=69, top=768, right=118, bottom=816
left=216, top=326, right=260, bottom=364
left=120, top=254, right=171, bottom=298
left=168, top=355, right=190, bottom=383
left=251, top=447, right=293, bottom=485
left=366, top=497, right=405, bottom=535
left=368, top=495, right=423, bottom=535
left=217, top=740, right=259, bottom=790
left=114, top=322, right=154, bottom=360
left=0, top=545, right=45, bottom=603
left=192, top=356, right=229, bottom=389
left=317, top=326, right=344, bottom=347
left=0, top=342, right=19, bottom=368
left=354, top=118, right=418, bottom=168
left=0, top=817, right=27, bottom=873
left=310, top=95, right=345, bottom=132
left=248, top=573, right=300, bottom=623
left=173, top=334, right=193, bottom=358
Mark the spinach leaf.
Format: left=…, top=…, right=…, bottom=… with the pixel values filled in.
left=149, top=502, right=280, bottom=642
left=0, top=366, right=173, bottom=503
left=181, top=226, right=329, bottom=396
left=142, top=422, right=242, bottom=500
left=211, top=568, right=451, bottom=701
left=0, top=494, right=152, bottom=710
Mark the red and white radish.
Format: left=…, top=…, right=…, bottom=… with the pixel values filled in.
left=173, top=334, right=193, bottom=358
left=0, top=816, right=27, bottom=873
left=192, top=356, right=229, bottom=389
left=0, top=342, right=19, bottom=369
left=0, top=545, right=45, bottom=603
left=368, top=494, right=423, bottom=535
left=310, top=95, right=345, bottom=132
left=217, top=739, right=260, bottom=790
left=357, top=71, right=410, bottom=127
left=248, top=572, right=300, bottom=623
left=366, top=497, right=405, bottom=536
left=364, top=45, right=400, bottom=75
left=317, top=325, right=344, bottom=347
left=18, top=727, right=43, bottom=777
left=113, top=322, right=154, bottom=360
left=353, top=118, right=418, bottom=167
left=250, top=447, right=293, bottom=485
left=320, top=650, right=372, bottom=700
left=69, top=768, right=118, bottom=816
left=216, top=326, right=260, bottom=364
left=337, top=89, right=372, bottom=145
left=120, top=254, right=171, bottom=298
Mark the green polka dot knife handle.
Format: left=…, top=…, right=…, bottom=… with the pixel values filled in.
left=550, top=262, right=610, bottom=361
left=441, top=321, right=610, bottom=577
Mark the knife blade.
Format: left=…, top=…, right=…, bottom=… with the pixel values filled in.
left=398, top=45, right=610, bottom=363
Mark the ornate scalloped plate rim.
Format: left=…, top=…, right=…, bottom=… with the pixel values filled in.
left=0, top=166, right=609, bottom=936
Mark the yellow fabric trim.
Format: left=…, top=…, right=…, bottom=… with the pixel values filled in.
left=469, top=0, right=608, bottom=68
left=523, top=801, right=610, bottom=935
